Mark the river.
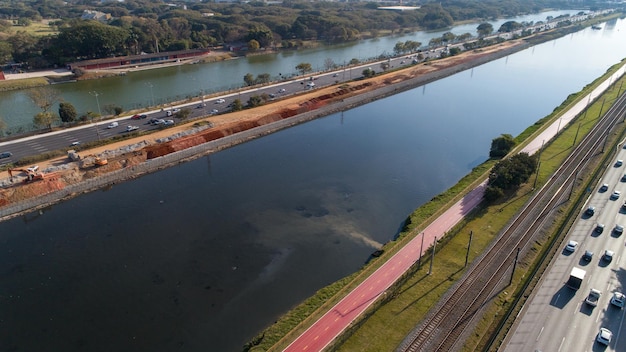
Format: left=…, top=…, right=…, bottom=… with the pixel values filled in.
left=2, top=12, right=626, bottom=352
left=1, top=9, right=577, bottom=132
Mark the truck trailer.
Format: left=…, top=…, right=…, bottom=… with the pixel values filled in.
left=566, top=267, right=586, bottom=290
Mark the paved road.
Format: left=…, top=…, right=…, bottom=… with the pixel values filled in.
left=0, top=58, right=421, bottom=167
left=504, top=147, right=626, bottom=352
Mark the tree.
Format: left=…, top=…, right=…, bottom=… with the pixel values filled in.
left=490, top=134, right=516, bottom=158
left=477, top=23, right=494, bottom=37
left=394, top=41, right=406, bottom=55
left=498, top=21, right=523, bottom=33
left=247, top=95, right=263, bottom=107
left=28, top=87, right=60, bottom=114
left=349, top=58, right=360, bottom=65
left=324, top=58, right=336, bottom=71
left=104, top=104, right=122, bottom=116
left=244, top=73, right=255, bottom=86
left=33, top=112, right=58, bottom=130
left=0, top=41, right=13, bottom=63
left=58, top=102, right=77, bottom=123
left=256, top=73, right=270, bottom=84
left=485, top=152, right=537, bottom=200
left=175, top=108, right=191, bottom=120
left=296, top=62, right=312, bottom=75
left=248, top=39, right=260, bottom=52
left=231, top=99, right=243, bottom=111
left=362, top=68, right=375, bottom=78
left=0, top=116, right=6, bottom=136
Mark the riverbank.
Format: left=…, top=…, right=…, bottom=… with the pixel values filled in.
left=0, top=19, right=588, bottom=220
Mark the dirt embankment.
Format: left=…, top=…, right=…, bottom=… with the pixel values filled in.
left=0, top=40, right=526, bottom=219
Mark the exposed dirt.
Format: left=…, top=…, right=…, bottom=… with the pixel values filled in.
left=0, top=40, right=524, bottom=212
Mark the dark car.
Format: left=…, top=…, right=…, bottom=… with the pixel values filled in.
left=585, top=206, right=595, bottom=216
left=0, top=151, right=12, bottom=159
left=582, top=250, right=593, bottom=261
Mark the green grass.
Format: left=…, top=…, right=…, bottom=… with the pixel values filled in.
left=252, top=58, right=626, bottom=352
left=3, top=20, right=58, bottom=37
left=0, top=77, right=50, bottom=91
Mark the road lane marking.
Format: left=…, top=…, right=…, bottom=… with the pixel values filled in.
left=537, top=326, right=544, bottom=341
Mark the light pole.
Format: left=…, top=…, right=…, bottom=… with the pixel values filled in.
left=146, top=82, right=155, bottom=107
left=89, top=91, right=102, bottom=140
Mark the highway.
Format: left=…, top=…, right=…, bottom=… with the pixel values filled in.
left=0, top=54, right=430, bottom=166
left=504, top=149, right=626, bottom=351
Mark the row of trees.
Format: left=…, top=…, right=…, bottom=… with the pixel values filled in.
left=0, top=0, right=586, bottom=69
left=484, top=134, right=538, bottom=202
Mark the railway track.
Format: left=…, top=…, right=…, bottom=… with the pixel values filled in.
left=397, top=90, right=626, bottom=352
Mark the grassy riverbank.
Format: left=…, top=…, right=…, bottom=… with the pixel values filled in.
left=250, top=61, right=626, bottom=351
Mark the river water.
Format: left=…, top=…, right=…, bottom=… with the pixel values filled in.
left=1, top=9, right=577, bottom=132
left=2, top=13, right=626, bottom=352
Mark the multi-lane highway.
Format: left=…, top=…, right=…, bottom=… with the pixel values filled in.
left=0, top=56, right=428, bottom=166
left=504, top=150, right=626, bottom=351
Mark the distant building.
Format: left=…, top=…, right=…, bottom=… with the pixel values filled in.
left=81, top=10, right=111, bottom=23
left=67, top=48, right=211, bottom=71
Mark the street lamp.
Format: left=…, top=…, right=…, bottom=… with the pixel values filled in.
left=89, top=91, right=102, bottom=140
left=146, top=82, right=155, bottom=107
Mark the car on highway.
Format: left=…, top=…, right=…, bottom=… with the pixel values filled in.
left=596, top=223, right=605, bottom=233
left=215, top=98, right=225, bottom=104
left=70, top=141, right=80, bottom=147
left=603, top=249, right=615, bottom=261
left=564, top=240, right=578, bottom=252
left=107, top=122, right=119, bottom=129
left=596, top=327, right=612, bottom=346
left=585, top=206, right=596, bottom=216
left=611, top=190, right=621, bottom=199
left=125, top=125, right=139, bottom=132
left=610, top=291, right=625, bottom=308
left=172, top=108, right=181, bottom=113
left=600, top=183, right=609, bottom=192
left=131, top=114, right=147, bottom=120
left=164, top=120, right=174, bottom=126
left=614, top=224, right=623, bottom=235
left=616, top=159, right=623, bottom=167
left=211, top=109, right=218, bottom=114
left=582, top=250, right=593, bottom=261
left=0, top=151, right=12, bottom=159
left=278, top=88, right=286, bottom=93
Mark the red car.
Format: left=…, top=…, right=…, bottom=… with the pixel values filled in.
left=131, top=114, right=147, bottom=120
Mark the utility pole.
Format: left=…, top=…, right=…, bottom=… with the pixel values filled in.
left=89, top=91, right=102, bottom=140
left=510, top=248, right=520, bottom=285
left=573, top=122, right=581, bottom=146
left=418, top=232, right=424, bottom=269
left=465, top=231, right=473, bottom=267
left=428, top=236, right=437, bottom=275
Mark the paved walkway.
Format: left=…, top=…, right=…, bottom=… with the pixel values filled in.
left=282, top=62, right=626, bottom=352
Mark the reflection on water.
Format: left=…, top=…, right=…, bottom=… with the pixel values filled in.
left=1, top=16, right=626, bottom=352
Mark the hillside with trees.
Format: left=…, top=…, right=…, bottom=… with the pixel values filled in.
left=0, top=0, right=602, bottom=69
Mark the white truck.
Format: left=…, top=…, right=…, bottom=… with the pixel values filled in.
left=566, top=267, right=586, bottom=290
left=585, top=288, right=602, bottom=307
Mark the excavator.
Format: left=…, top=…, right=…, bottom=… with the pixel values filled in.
left=8, top=167, right=45, bottom=182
